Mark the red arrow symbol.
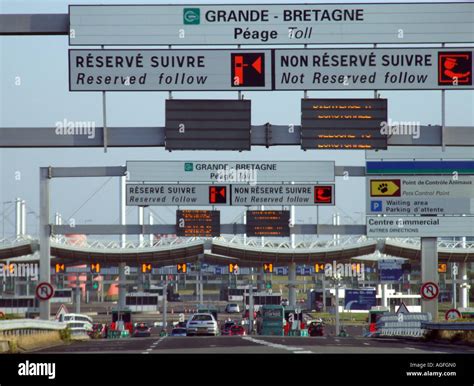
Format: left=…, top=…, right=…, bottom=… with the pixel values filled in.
left=252, top=57, right=262, bottom=74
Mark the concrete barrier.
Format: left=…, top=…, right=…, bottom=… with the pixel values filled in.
left=0, top=319, right=68, bottom=352
left=0, top=340, right=9, bottom=353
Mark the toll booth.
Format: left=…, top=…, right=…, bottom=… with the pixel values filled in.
left=110, top=307, right=133, bottom=335
left=368, top=306, right=389, bottom=333
left=259, top=305, right=284, bottom=336
left=283, top=308, right=306, bottom=336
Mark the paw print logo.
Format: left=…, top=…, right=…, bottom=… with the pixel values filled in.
left=377, top=183, right=389, bottom=194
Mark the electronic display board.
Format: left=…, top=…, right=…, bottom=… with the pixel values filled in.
left=165, top=99, right=251, bottom=151
left=301, top=98, right=388, bottom=150
left=246, top=210, right=290, bottom=237
left=176, top=210, right=220, bottom=237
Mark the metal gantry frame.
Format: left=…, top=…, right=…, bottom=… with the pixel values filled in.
left=1, top=13, right=472, bottom=321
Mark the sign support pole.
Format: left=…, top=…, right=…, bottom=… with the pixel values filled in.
left=288, top=262, right=296, bottom=308
left=441, top=43, right=446, bottom=152
left=74, top=275, right=81, bottom=314
left=39, top=167, right=51, bottom=320
left=460, top=261, right=469, bottom=308
left=118, top=262, right=126, bottom=309
left=452, top=263, right=458, bottom=309
left=101, top=45, right=108, bottom=153
left=163, top=278, right=168, bottom=334
left=421, top=237, right=439, bottom=320
left=335, top=277, right=340, bottom=336
left=248, top=277, right=254, bottom=335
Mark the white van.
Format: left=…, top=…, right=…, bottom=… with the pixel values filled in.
left=60, top=313, right=93, bottom=335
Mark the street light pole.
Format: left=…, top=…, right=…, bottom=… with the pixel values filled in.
left=331, top=273, right=342, bottom=336
left=452, top=263, right=458, bottom=309
left=335, top=278, right=340, bottom=336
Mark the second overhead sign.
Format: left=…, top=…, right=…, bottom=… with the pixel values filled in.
left=126, top=184, right=335, bottom=206
left=69, top=48, right=474, bottom=91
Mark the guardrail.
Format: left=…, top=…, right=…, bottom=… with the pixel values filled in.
left=0, top=319, right=66, bottom=331
left=0, top=319, right=67, bottom=338
left=422, top=322, right=474, bottom=331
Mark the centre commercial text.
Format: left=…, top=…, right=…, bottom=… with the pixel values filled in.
left=368, top=218, right=442, bottom=226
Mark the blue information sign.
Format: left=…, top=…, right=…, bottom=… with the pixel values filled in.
left=276, top=267, right=286, bottom=276
left=366, top=161, right=474, bottom=175
left=378, top=260, right=403, bottom=282
left=344, top=289, right=376, bottom=311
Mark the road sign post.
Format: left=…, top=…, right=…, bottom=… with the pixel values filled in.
left=421, top=239, right=439, bottom=321
left=452, top=263, right=458, bottom=309
left=39, top=168, right=51, bottom=320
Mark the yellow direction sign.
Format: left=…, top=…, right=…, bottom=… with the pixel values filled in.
left=370, top=179, right=401, bottom=197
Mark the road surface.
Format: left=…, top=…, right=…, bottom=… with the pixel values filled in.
left=36, top=335, right=474, bottom=354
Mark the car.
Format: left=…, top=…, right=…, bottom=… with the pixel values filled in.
left=220, top=320, right=236, bottom=335
left=229, top=325, right=246, bottom=336
left=88, top=323, right=107, bottom=339
left=186, top=313, right=218, bottom=336
left=133, top=322, right=151, bottom=337
left=171, top=327, right=187, bottom=337
left=225, top=303, right=240, bottom=313
left=307, top=321, right=325, bottom=337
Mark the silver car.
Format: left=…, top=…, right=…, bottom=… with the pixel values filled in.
left=225, top=303, right=240, bottom=313
left=186, top=313, right=218, bottom=336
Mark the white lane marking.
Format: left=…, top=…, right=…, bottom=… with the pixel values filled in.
left=147, top=336, right=166, bottom=352
left=405, top=347, right=416, bottom=350
left=142, top=352, right=150, bottom=354
left=363, top=343, right=370, bottom=346
left=242, top=336, right=304, bottom=353
left=294, top=351, right=312, bottom=354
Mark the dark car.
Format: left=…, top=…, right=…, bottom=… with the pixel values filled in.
left=171, top=327, right=187, bottom=337
left=89, top=323, right=107, bottom=339
left=308, top=321, right=325, bottom=337
left=133, top=322, right=151, bottom=337
left=220, top=321, right=236, bottom=336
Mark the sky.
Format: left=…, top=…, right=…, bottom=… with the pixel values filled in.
left=0, top=0, right=473, bottom=240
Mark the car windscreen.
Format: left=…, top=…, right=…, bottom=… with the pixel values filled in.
left=192, top=315, right=213, bottom=321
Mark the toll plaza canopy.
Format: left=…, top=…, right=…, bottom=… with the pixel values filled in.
left=0, top=235, right=473, bottom=266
